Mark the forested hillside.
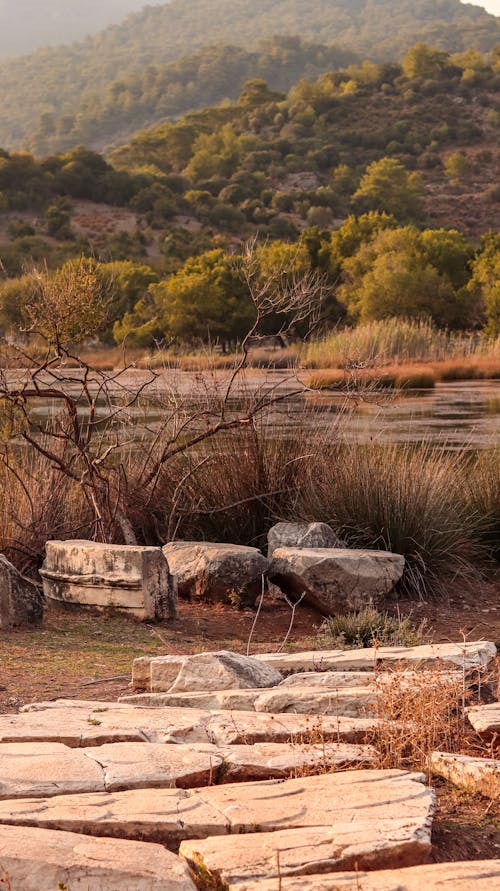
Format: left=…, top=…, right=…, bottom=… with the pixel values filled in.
left=0, top=0, right=498, bottom=152
left=27, top=40, right=357, bottom=156
left=0, top=1, right=155, bottom=58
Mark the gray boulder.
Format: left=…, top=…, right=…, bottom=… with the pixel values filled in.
left=267, top=522, right=344, bottom=557
left=269, top=547, right=405, bottom=615
left=132, top=650, right=283, bottom=693
left=162, top=541, right=268, bottom=606
left=0, top=555, right=43, bottom=629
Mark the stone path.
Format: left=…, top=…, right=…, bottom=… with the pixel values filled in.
left=0, top=640, right=498, bottom=890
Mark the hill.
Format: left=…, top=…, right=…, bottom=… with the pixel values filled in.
left=0, top=0, right=498, bottom=152
left=0, top=1, right=157, bottom=59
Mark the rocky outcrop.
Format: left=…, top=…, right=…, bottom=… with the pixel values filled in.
left=40, top=540, right=176, bottom=621
left=269, top=547, right=404, bottom=614
left=162, top=541, right=268, bottom=605
left=132, top=650, right=283, bottom=694
left=267, top=522, right=344, bottom=557
left=0, top=555, right=43, bottom=629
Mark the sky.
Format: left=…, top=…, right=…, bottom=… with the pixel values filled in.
left=464, top=0, right=500, bottom=13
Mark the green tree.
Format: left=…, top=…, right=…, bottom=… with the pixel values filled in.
left=339, top=227, right=477, bottom=328
left=468, top=235, right=500, bottom=335
left=353, top=158, right=425, bottom=221
left=402, top=43, right=449, bottom=79
left=152, top=250, right=252, bottom=344
left=444, top=151, right=473, bottom=186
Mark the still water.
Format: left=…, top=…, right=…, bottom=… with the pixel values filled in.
left=16, top=370, right=500, bottom=451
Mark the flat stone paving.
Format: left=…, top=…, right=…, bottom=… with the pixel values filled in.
left=229, top=860, right=500, bottom=891
left=0, top=640, right=498, bottom=891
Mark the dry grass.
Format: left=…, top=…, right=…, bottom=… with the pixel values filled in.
left=301, top=319, right=500, bottom=369
left=367, top=664, right=476, bottom=778
left=316, top=608, right=428, bottom=650
left=305, top=364, right=437, bottom=391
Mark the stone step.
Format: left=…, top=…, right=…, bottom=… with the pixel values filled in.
left=0, top=770, right=433, bottom=850
left=0, top=823, right=196, bottom=891
left=121, top=685, right=377, bottom=717
left=0, top=703, right=378, bottom=746
left=431, top=751, right=500, bottom=798
left=229, top=860, right=500, bottom=891
left=0, top=740, right=374, bottom=799
left=180, top=816, right=432, bottom=887
left=467, top=702, right=500, bottom=743
left=256, top=641, right=497, bottom=674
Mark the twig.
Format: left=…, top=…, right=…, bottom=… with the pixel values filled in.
left=246, top=574, right=266, bottom=657
left=276, top=592, right=306, bottom=653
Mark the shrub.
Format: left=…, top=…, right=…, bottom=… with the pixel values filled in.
left=316, top=608, right=426, bottom=649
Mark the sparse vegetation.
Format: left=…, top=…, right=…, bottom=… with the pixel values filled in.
left=316, top=608, right=427, bottom=649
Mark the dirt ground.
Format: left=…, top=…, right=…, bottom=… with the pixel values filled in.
left=0, top=581, right=499, bottom=863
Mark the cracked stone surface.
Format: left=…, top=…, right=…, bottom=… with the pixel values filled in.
left=269, top=547, right=404, bottom=614
left=132, top=650, right=282, bottom=694
left=267, top=522, right=344, bottom=557
left=180, top=817, right=432, bottom=886
left=0, top=704, right=377, bottom=747
left=257, top=641, right=497, bottom=674
left=228, top=860, right=500, bottom=891
left=0, top=823, right=196, bottom=890
left=431, top=751, right=500, bottom=798
left=0, top=770, right=433, bottom=850
left=0, top=740, right=375, bottom=801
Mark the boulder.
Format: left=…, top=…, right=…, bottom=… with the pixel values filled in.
left=0, top=554, right=43, bottom=628
left=431, top=751, right=500, bottom=799
left=162, top=541, right=268, bottom=605
left=267, top=522, right=344, bottom=557
left=132, top=650, right=283, bottom=694
left=0, top=824, right=197, bottom=891
left=40, top=540, right=176, bottom=621
left=269, top=547, right=404, bottom=614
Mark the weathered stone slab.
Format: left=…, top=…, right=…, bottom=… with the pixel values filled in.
left=467, top=703, right=500, bottom=743
left=40, top=539, right=176, bottom=621
left=269, top=547, right=404, bottom=614
left=0, top=703, right=378, bottom=746
left=258, top=641, right=497, bottom=674
left=132, top=650, right=282, bottom=694
left=0, top=554, right=43, bottom=629
left=203, top=710, right=378, bottom=745
left=279, top=670, right=376, bottom=688
left=0, top=770, right=433, bottom=849
left=122, top=689, right=263, bottom=710
left=253, top=686, right=376, bottom=716
left=0, top=823, right=197, bottom=891
left=162, top=541, right=268, bottom=605
left=0, top=704, right=212, bottom=747
left=431, top=751, right=500, bottom=798
left=181, top=816, right=431, bottom=886
left=216, top=741, right=375, bottom=780
left=85, top=742, right=224, bottom=791
left=229, top=860, right=500, bottom=891
left=267, top=522, right=343, bottom=557
left=121, top=685, right=376, bottom=716
left=0, top=743, right=105, bottom=799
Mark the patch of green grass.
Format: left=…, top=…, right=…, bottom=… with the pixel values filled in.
left=316, top=608, right=427, bottom=650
